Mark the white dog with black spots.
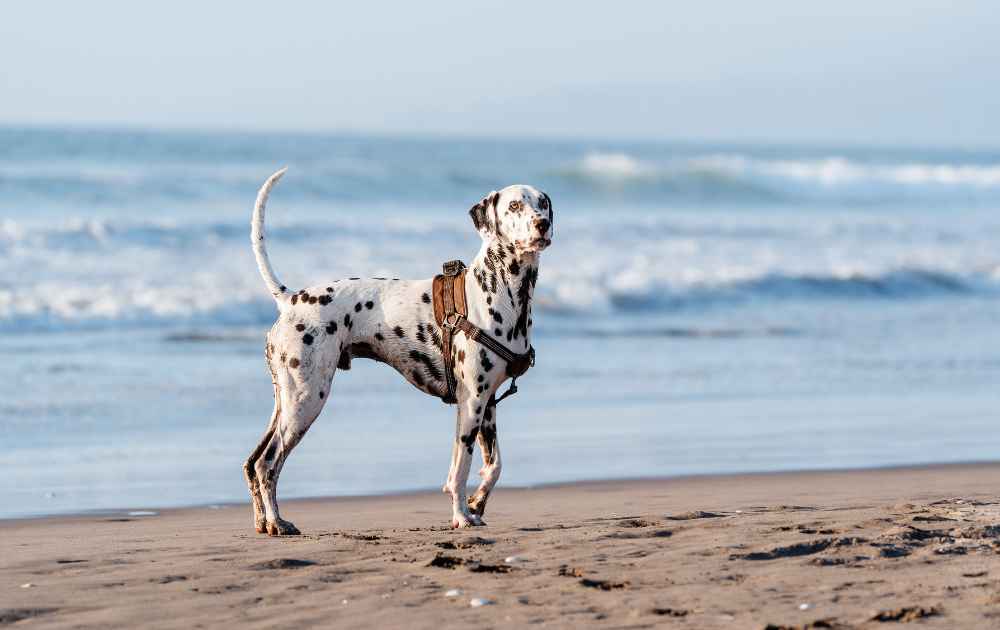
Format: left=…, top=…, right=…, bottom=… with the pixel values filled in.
left=244, top=168, right=553, bottom=535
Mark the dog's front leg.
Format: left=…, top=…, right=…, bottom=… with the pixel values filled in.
left=442, top=392, right=489, bottom=528
left=468, top=399, right=500, bottom=518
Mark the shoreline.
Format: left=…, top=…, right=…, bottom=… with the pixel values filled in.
left=5, top=462, right=1000, bottom=628
left=6, top=459, right=999, bottom=523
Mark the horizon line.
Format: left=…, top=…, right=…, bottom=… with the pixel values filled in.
left=1, top=120, right=998, bottom=157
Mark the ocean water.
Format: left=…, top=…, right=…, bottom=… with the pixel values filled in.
left=2, top=127, right=999, bottom=519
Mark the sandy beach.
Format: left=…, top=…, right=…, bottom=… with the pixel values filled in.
left=4, top=463, right=1000, bottom=629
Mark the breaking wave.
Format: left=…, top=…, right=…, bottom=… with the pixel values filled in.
left=552, top=152, right=1000, bottom=202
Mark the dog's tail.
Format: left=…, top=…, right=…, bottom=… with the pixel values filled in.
left=251, top=167, right=291, bottom=304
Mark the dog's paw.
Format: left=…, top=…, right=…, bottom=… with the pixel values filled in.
left=467, top=495, right=487, bottom=518
left=451, top=513, right=485, bottom=529
left=265, top=518, right=301, bottom=536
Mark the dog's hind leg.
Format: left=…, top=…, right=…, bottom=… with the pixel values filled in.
left=467, top=400, right=500, bottom=518
left=255, top=364, right=334, bottom=536
left=243, top=387, right=280, bottom=533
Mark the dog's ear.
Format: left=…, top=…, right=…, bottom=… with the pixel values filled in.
left=540, top=192, right=552, bottom=225
left=469, top=190, right=499, bottom=237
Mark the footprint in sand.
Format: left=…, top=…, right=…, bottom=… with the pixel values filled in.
left=248, top=558, right=317, bottom=570
left=0, top=609, right=59, bottom=624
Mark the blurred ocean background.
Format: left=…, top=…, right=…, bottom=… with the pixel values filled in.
left=3, top=126, right=1000, bottom=518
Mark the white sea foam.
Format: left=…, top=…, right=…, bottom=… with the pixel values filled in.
left=561, top=151, right=1000, bottom=199
left=0, top=211, right=995, bottom=333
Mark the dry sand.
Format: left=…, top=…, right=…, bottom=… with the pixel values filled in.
left=5, top=463, right=1000, bottom=628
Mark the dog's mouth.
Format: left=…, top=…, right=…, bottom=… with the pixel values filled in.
left=528, top=237, right=551, bottom=250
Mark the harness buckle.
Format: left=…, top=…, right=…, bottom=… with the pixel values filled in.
left=443, top=312, right=462, bottom=329
left=442, top=260, right=466, bottom=276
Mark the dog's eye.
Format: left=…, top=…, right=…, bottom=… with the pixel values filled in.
left=508, top=200, right=521, bottom=212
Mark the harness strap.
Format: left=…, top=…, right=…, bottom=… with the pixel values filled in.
left=433, top=259, right=534, bottom=405
left=433, top=261, right=465, bottom=403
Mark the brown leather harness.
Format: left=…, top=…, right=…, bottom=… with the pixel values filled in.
left=432, top=259, right=534, bottom=405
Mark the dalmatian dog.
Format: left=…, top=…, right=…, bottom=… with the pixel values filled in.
left=243, top=168, right=553, bottom=535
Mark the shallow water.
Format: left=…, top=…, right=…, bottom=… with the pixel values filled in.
left=2, top=127, right=999, bottom=518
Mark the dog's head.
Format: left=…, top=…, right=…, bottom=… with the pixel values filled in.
left=468, top=185, right=553, bottom=254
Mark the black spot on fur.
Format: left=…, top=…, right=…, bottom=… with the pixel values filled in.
left=326, top=287, right=334, bottom=292
left=508, top=260, right=520, bottom=275
left=490, top=309, right=503, bottom=324
left=365, top=301, right=374, bottom=310
left=289, top=357, right=300, bottom=368
left=480, top=422, right=496, bottom=461
left=374, top=332, right=385, bottom=341
left=326, top=321, right=337, bottom=334
left=477, top=375, right=484, bottom=383
left=513, top=266, right=538, bottom=341
left=461, top=426, right=480, bottom=454
left=409, top=349, right=443, bottom=381
left=411, top=370, right=425, bottom=387
left=319, top=391, right=325, bottom=399
left=486, top=295, right=492, bottom=305
left=318, top=295, right=331, bottom=305
left=421, top=292, right=431, bottom=304
left=354, top=302, right=362, bottom=312
left=302, top=334, right=314, bottom=345
left=416, top=324, right=427, bottom=344
left=348, top=277, right=360, bottom=280
left=291, top=294, right=298, bottom=305
left=295, top=323, right=305, bottom=331
left=495, top=328, right=502, bottom=336
left=480, top=349, right=494, bottom=372
left=428, top=326, right=442, bottom=350
left=337, top=350, right=352, bottom=370
left=394, top=325, right=406, bottom=338
left=349, top=342, right=382, bottom=363
left=309, top=296, right=317, bottom=304
left=484, top=407, right=493, bottom=422
left=344, top=314, right=352, bottom=329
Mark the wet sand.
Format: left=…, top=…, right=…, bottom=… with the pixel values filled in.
left=4, top=463, right=1000, bottom=628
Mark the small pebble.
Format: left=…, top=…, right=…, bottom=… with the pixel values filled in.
left=20, top=583, right=34, bottom=588
left=128, top=510, right=158, bottom=517
left=341, top=599, right=349, bottom=605
left=504, top=555, right=526, bottom=564
left=799, top=603, right=812, bottom=611
left=470, top=598, right=494, bottom=607
left=445, top=589, right=462, bottom=598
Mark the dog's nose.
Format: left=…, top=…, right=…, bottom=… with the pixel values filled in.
left=535, top=218, right=550, bottom=234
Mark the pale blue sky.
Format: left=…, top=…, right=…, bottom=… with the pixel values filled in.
left=2, top=1, right=998, bottom=147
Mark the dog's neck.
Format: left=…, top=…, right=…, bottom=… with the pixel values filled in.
left=465, top=239, right=539, bottom=354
